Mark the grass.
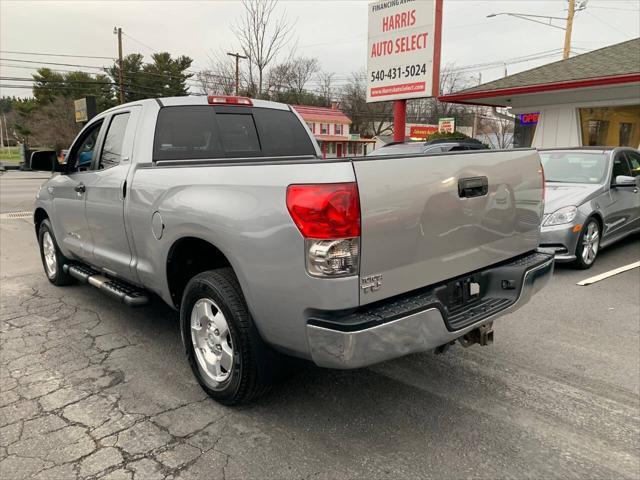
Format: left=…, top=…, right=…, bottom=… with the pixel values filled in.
left=0, top=147, right=21, bottom=164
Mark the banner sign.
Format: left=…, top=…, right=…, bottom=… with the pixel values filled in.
left=409, top=125, right=438, bottom=138
left=367, top=0, right=439, bottom=103
left=438, top=117, right=455, bottom=133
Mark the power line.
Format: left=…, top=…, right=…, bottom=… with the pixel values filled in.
left=0, top=50, right=115, bottom=60
left=0, top=57, right=204, bottom=87
left=121, top=32, right=159, bottom=55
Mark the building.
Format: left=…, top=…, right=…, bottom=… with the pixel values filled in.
left=292, top=104, right=375, bottom=158
left=439, top=38, right=640, bottom=149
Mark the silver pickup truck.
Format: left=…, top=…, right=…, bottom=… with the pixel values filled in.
left=31, top=96, right=553, bottom=405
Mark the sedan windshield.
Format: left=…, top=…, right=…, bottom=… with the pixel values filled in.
left=540, top=152, right=608, bottom=184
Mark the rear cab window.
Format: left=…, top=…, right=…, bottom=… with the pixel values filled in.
left=153, top=105, right=316, bottom=162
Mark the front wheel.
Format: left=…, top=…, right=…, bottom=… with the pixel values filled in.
left=38, top=219, right=74, bottom=285
left=180, top=268, right=282, bottom=405
left=573, top=219, right=600, bottom=269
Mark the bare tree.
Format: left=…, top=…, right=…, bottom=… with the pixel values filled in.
left=265, top=62, right=293, bottom=96
left=286, top=57, right=318, bottom=94
left=478, top=108, right=514, bottom=148
left=198, top=53, right=237, bottom=95
left=339, top=71, right=393, bottom=137
left=316, top=70, right=334, bottom=105
left=24, top=97, right=81, bottom=152
left=232, top=0, right=296, bottom=96
left=406, top=64, right=475, bottom=125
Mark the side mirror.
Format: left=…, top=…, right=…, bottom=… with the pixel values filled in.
left=30, top=150, right=66, bottom=173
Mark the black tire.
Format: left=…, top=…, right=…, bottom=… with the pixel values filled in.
left=572, top=218, right=600, bottom=270
left=38, top=219, right=75, bottom=286
left=180, top=268, right=283, bottom=405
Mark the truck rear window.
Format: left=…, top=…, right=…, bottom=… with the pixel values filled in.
left=153, top=106, right=315, bottom=161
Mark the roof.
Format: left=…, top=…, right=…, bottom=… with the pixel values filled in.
left=292, top=105, right=352, bottom=124
left=440, top=38, right=640, bottom=105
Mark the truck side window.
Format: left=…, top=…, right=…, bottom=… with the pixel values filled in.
left=69, top=121, right=103, bottom=172
left=98, top=113, right=130, bottom=170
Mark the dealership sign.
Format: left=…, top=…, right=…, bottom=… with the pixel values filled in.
left=438, top=117, right=455, bottom=133
left=367, top=0, right=441, bottom=103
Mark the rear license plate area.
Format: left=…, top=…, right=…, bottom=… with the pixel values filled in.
left=445, top=275, right=481, bottom=311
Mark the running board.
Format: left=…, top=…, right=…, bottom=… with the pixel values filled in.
left=63, top=264, right=149, bottom=307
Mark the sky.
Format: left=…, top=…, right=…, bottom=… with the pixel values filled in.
left=1, top=0, right=639, bottom=98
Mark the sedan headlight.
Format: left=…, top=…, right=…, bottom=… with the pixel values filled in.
left=544, top=206, right=578, bottom=226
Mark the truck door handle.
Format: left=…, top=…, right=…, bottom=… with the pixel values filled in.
left=458, top=176, right=488, bottom=198
left=74, top=183, right=86, bottom=193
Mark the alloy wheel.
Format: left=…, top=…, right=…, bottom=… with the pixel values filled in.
left=581, top=221, right=600, bottom=265
left=42, top=231, right=57, bottom=278
left=190, top=298, right=234, bottom=384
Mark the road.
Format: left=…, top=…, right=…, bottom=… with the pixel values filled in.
left=1, top=171, right=639, bottom=480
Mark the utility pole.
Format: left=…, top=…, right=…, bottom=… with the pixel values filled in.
left=114, top=27, right=125, bottom=104
left=563, top=0, right=576, bottom=60
left=472, top=73, right=481, bottom=138
left=488, top=1, right=585, bottom=60
left=227, top=52, right=247, bottom=96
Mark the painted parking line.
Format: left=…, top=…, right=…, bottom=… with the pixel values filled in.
left=577, top=261, right=640, bottom=286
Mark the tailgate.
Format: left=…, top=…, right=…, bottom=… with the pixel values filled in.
left=354, top=149, right=543, bottom=305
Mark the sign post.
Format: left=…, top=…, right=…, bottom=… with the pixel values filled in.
left=367, top=0, right=443, bottom=142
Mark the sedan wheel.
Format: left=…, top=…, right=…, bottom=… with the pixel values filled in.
left=574, top=219, right=600, bottom=269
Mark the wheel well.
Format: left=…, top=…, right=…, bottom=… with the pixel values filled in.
left=587, top=213, right=603, bottom=231
left=34, top=208, right=48, bottom=235
left=166, top=237, right=231, bottom=308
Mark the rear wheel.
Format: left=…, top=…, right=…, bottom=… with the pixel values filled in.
left=573, top=219, right=600, bottom=269
left=180, top=268, right=282, bottom=405
left=38, top=219, right=74, bottom=286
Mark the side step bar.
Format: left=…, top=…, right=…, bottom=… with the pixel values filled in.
left=63, top=264, right=149, bottom=307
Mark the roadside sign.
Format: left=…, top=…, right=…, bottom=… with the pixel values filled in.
left=74, top=99, right=88, bottom=123
left=409, top=125, right=438, bottom=138
left=74, top=97, right=97, bottom=124
left=366, top=0, right=441, bottom=103
left=438, top=117, right=455, bottom=133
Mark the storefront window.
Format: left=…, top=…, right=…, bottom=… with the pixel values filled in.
left=579, top=105, right=640, bottom=147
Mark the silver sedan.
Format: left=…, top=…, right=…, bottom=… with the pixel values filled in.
left=539, top=148, right=640, bottom=269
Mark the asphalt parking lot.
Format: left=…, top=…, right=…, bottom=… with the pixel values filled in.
left=1, top=172, right=639, bottom=480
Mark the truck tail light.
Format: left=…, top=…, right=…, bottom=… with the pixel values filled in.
left=286, top=183, right=360, bottom=277
left=207, top=95, right=253, bottom=106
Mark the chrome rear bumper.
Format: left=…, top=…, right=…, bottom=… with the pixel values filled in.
left=307, top=253, right=554, bottom=369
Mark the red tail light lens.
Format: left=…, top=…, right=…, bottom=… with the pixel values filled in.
left=207, top=95, right=253, bottom=106
left=286, top=183, right=360, bottom=239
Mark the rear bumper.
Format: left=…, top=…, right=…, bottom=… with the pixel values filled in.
left=306, top=251, right=554, bottom=369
